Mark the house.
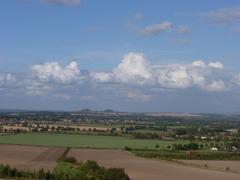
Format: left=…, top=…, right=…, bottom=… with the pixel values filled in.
left=210, top=147, right=218, bottom=151
left=201, top=136, right=207, bottom=140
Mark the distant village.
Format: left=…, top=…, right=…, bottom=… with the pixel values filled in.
left=0, top=110, right=240, bottom=152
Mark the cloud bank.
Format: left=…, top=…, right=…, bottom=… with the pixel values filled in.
left=0, top=52, right=239, bottom=106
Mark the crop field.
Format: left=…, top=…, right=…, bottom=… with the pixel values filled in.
left=0, top=144, right=65, bottom=170
left=68, top=148, right=240, bottom=180
left=0, top=133, right=188, bottom=149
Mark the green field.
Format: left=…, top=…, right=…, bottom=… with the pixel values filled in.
left=132, top=129, right=170, bottom=135
left=0, top=133, right=188, bottom=150
left=133, top=150, right=240, bottom=160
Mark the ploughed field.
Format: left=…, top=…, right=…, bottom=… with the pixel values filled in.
left=0, top=133, right=188, bottom=149
left=68, top=148, right=240, bottom=180
left=0, top=144, right=65, bottom=170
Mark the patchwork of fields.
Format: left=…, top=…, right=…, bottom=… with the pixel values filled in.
left=0, top=133, right=240, bottom=180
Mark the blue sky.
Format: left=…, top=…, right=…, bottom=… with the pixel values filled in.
left=1, top=0, right=240, bottom=112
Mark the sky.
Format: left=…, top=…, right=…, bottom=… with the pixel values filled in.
left=1, top=0, right=240, bottom=113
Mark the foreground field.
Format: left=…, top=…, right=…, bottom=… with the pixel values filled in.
left=0, top=144, right=240, bottom=180
left=179, top=160, right=240, bottom=174
left=68, top=148, right=240, bottom=180
left=0, top=133, right=188, bottom=149
left=0, top=144, right=65, bottom=170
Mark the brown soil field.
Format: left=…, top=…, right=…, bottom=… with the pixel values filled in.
left=179, top=160, right=240, bottom=174
left=0, top=144, right=65, bottom=170
left=68, top=149, right=240, bottom=180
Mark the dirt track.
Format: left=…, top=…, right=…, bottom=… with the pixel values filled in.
left=68, top=149, right=240, bottom=180
left=0, top=144, right=65, bottom=170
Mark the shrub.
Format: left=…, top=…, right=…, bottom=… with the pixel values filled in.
left=0, top=160, right=129, bottom=180
left=105, top=168, right=130, bottom=180
left=124, top=146, right=131, bottom=151
left=63, top=157, right=77, bottom=164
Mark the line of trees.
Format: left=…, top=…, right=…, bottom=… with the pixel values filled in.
left=172, top=143, right=200, bottom=150
left=0, top=164, right=52, bottom=179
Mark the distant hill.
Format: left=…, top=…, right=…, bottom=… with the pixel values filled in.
left=79, top=109, right=92, bottom=112
left=144, top=112, right=202, bottom=117
left=103, top=109, right=115, bottom=113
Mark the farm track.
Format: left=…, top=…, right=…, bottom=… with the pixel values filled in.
left=32, top=148, right=65, bottom=162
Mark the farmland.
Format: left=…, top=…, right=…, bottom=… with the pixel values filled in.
left=68, top=148, right=240, bottom=180
left=0, top=144, right=129, bottom=179
left=0, top=144, right=240, bottom=180
left=0, top=111, right=240, bottom=179
left=0, top=133, right=188, bottom=150
left=178, top=160, right=240, bottom=174
left=0, top=144, right=65, bottom=170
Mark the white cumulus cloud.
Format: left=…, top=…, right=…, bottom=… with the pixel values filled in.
left=204, top=80, right=226, bottom=92
left=154, top=64, right=191, bottom=89
left=113, top=52, right=152, bottom=84
left=90, top=52, right=228, bottom=92
left=0, top=73, right=16, bottom=87
left=32, top=61, right=81, bottom=83
left=208, top=62, right=224, bottom=69
left=91, top=72, right=113, bottom=83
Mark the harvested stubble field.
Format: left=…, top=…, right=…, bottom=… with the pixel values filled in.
left=68, top=148, right=240, bottom=180
left=0, top=144, right=65, bottom=171
left=179, top=160, right=240, bottom=174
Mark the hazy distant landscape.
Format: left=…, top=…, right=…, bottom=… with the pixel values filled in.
left=0, top=110, right=240, bottom=179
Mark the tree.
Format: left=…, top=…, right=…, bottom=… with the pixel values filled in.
left=38, top=168, right=45, bottom=179
left=105, top=168, right=130, bottom=180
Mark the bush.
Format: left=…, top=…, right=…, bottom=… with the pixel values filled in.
left=63, top=157, right=77, bottom=164
left=105, top=168, right=130, bottom=180
left=0, top=160, right=130, bottom=180
left=173, top=143, right=199, bottom=150
left=124, top=146, right=131, bottom=151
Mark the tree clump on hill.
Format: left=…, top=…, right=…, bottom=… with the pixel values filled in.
left=0, top=159, right=129, bottom=180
